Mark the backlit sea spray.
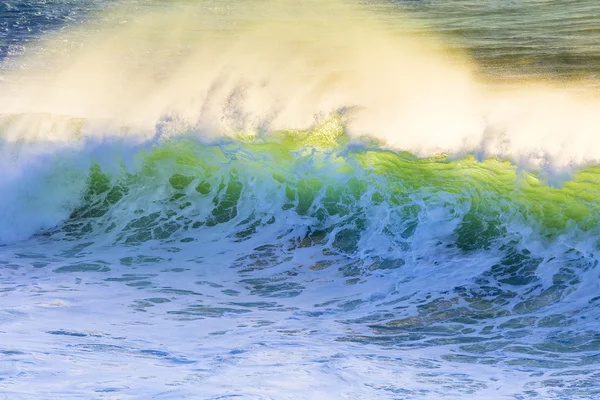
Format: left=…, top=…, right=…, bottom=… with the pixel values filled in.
left=1, top=1, right=600, bottom=399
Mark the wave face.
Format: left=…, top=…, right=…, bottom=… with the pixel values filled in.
left=1, top=1, right=600, bottom=399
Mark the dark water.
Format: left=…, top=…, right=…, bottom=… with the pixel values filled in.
left=393, top=0, right=600, bottom=80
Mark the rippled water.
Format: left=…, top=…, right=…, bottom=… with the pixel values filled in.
left=0, top=1, right=599, bottom=399
left=396, top=0, right=600, bottom=80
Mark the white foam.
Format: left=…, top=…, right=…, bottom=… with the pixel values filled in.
left=0, top=0, right=597, bottom=170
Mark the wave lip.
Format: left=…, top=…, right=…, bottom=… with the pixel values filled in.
left=0, top=0, right=599, bottom=171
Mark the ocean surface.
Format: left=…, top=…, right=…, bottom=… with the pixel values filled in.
left=1, top=1, right=600, bottom=399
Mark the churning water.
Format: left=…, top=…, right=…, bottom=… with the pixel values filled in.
left=1, top=1, right=600, bottom=399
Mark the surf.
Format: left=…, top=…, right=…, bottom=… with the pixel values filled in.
left=1, top=1, right=600, bottom=399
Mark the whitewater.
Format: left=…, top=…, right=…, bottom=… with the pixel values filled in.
left=1, top=0, right=600, bottom=398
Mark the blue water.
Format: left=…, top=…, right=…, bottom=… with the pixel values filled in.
left=0, top=1, right=600, bottom=399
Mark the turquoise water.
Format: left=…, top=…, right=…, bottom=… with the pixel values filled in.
left=0, top=1, right=600, bottom=399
